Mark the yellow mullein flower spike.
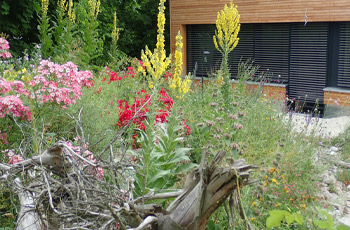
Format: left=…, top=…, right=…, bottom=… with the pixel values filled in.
left=213, top=1, right=240, bottom=55
left=41, top=0, right=49, bottom=17
left=68, top=0, right=75, bottom=23
left=140, top=0, right=171, bottom=88
left=112, top=11, right=119, bottom=45
left=170, top=31, right=192, bottom=98
left=58, top=0, right=67, bottom=12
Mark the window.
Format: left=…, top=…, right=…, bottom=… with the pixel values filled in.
left=186, top=22, right=350, bottom=104
left=289, top=23, right=328, bottom=103
left=338, top=22, right=350, bottom=88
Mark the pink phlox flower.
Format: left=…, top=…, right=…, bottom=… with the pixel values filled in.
left=0, top=38, right=10, bottom=50
left=1, top=52, right=12, bottom=59
left=0, top=95, right=32, bottom=121
left=8, top=154, right=23, bottom=164
left=11, top=81, right=28, bottom=95
left=30, top=61, right=93, bottom=108
left=0, top=38, right=12, bottom=59
left=4, top=149, right=23, bottom=164
left=0, top=78, right=12, bottom=94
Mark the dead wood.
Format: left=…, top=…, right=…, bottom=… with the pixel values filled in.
left=1, top=142, right=254, bottom=230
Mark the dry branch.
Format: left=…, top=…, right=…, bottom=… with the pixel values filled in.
left=0, top=142, right=255, bottom=230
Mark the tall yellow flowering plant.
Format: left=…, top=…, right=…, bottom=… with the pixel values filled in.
left=39, top=0, right=52, bottom=58
left=68, top=0, right=76, bottom=23
left=169, top=31, right=191, bottom=98
left=112, top=12, right=119, bottom=46
left=213, top=1, right=240, bottom=105
left=88, top=0, right=100, bottom=19
left=140, top=0, right=171, bottom=89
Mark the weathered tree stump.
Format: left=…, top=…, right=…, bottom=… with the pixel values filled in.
left=0, top=143, right=255, bottom=230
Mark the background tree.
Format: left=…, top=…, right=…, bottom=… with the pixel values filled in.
left=0, top=0, right=40, bottom=56
left=0, top=0, right=170, bottom=59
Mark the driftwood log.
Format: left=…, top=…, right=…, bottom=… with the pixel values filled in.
left=0, top=142, right=255, bottom=230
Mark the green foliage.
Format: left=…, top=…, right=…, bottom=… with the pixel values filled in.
left=0, top=0, right=40, bottom=56
left=131, top=122, right=196, bottom=197
left=266, top=210, right=303, bottom=228
left=333, top=127, right=350, bottom=162
left=1, top=0, right=170, bottom=61
left=312, top=209, right=350, bottom=230
left=98, top=0, right=170, bottom=58
left=0, top=189, right=17, bottom=229
left=36, top=0, right=104, bottom=67
left=265, top=208, right=350, bottom=230
left=1, top=1, right=343, bottom=229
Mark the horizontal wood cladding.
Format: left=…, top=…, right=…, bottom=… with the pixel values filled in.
left=170, top=0, right=350, bottom=67
left=170, top=0, right=350, bottom=25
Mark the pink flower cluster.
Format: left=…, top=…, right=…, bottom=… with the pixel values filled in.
left=0, top=38, right=12, bottom=59
left=65, top=139, right=104, bottom=180
left=0, top=77, right=32, bottom=120
left=0, top=77, right=28, bottom=95
left=3, top=149, right=23, bottom=164
left=0, top=95, right=32, bottom=120
left=29, top=60, right=94, bottom=108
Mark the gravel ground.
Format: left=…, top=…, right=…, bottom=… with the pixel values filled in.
left=286, top=112, right=350, bottom=138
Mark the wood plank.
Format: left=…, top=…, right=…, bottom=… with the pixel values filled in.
left=170, top=0, right=350, bottom=72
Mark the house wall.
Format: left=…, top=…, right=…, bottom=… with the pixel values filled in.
left=170, top=0, right=350, bottom=107
left=324, top=88, right=350, bottom=106
left=194, top=79, right=287, bottom=100
left=170, top=0, right=350, bottom=68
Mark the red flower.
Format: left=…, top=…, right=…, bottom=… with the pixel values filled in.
left=182, top=119, right=191, bottom=135
left=109, top=71, right=121, bottom=83
left=156, top=110, right=169, bottom=123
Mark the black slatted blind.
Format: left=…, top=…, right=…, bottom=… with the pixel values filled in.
left=228, top=24, right=254, bottom=77
left=187, top=24, right=254, bottom=78
left=289, top=23, right=328, bottom=103
left=186, top=25, right=219, bottom=77
left=186, top=22, right=348, bottom=105
left=338, top=22, right=350, bottom=88
left=254, top=24, right=290, bottom=83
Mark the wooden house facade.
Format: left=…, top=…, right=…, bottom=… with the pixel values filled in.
left=169, top=0, right=350, bottom=107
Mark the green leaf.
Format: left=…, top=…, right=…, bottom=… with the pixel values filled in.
left=168, top=155, right=190, bottom=164
left=151, top=150, right=166, bottom=160
left=147, top=169, right=171, bottom=184
left=157, top=137, right=167, bottom=152
left=174, top=137, right=184, bottom=142
left=0, top=2, right=10, bottom=15
left=337, top=225, right=350, bottom=230
left=148, top=177, right=167, bottom=190
left=174, top=148, right=192, bottom=157
left=313, top=220, right=332, bottom=229
left=207, top=220, right=215, bottom=230
left=175, top=163, right=197, bottom=174
left=269, top=210, right=290, bottom=216
left=285, top=213, right=294, bottom=225
left=294, top=213, right=304, bottom=225
left=266, top=211, right=286, bottom=228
